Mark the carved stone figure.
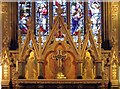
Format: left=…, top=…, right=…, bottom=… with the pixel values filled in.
left=25, top=50, right=37, bottom=79
left=83, top=50, right=93, bottom=79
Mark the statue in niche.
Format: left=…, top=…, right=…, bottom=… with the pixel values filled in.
left=25, top=50, right=37, bottom=79
left=83, top=50, right=93, bottom=79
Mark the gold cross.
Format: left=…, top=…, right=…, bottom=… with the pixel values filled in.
left=53, top=50, right=66, bottom=68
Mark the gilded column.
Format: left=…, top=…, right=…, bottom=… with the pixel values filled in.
left=38, top=60, right=44, bottom=79
left=95, top=30, right=102, bottom=79
left=2, top=2, right=10, bottom=48
left=38, top=29, right=44, bottom=79
left=96, top=61, right=102, bottom=79
left=110, top=2, right=119, bottom=85
left=18, top=60, right=25, bottom=79
left=1, top=2, right=11, bottom=82
left=119, top=2, right=120, bottom=51
left=77, top=60, right=82, bottom=79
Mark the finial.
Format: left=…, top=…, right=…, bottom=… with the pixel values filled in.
left=18, top=30, right=22, bottom=44
left=26, top=17, right=33, bottom=30
left=56, top=4, right=63, bottom=15
left=78, top=30, right=81, bottom=51
left=38, top=30, right=42, bottom=43
left=87, top=16, right=92, bottom=30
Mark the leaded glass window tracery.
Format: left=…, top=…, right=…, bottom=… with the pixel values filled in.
left=36, top=1, right=49, bottom=36
left=88, top=1, right=101, bottom=41
left=53, top=1, right=67, bottom=22
left=70, top=1, right=101, bottom=47
left=18, top=1, right=32, bottom=34
left=18, top=1, right=102, bottom=47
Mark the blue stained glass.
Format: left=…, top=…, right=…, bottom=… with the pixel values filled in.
left=88, top=1, right=101, bottom=40
left=53, top=1, right=67, bottom=22
left=70, top=2, right=84, bottom=48
left=36, top=1, right=49, bottom=35
left=18, top=1, right=32, bottom=34
left=71, top=2, right=84, bottom=36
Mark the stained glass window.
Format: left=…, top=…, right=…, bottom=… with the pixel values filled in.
left=17, top=1, right=101, bottom=47
left=70, top=2, right=84, bottom=47
left=71, top=2, right=84, bottom=36
left=35, top=1, right=49, bottom=46
left=70, top=1, right=101, bottom=47
left=35, top=1, right=49, bottom=36
left=53, top=1, right=67, bottom=22
left=18, top=1, right=32, bottom=34
left=18, top=1, right=32, bottom=45
left=88, top=1, right=101, bottom=41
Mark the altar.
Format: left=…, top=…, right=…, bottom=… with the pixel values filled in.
left=1, top=3, right=118, bottom=89
left=15, top=79, right=108, bottom=89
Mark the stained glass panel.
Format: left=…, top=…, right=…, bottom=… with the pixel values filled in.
left=36, top=1, right=49, bottom=35
left=88, top=1, right=101, bottom=41
left=18, top=1, right=32, bottom=34
left=71, top=2, right=84, bottom=36
left=70, top=2, right=84, bottom=48
left=53, top=1, right=67, bottom=22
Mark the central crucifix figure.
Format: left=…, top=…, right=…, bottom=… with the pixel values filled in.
left=53, top=50, right=67, bottom=79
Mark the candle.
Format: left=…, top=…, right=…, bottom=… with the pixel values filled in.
left=102, top=60, right=104, bottom=72
left=16, top=60, right=18, bottom=72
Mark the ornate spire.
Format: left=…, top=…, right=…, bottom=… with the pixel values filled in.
left=27, top=17, right=34, bottom=33
left=18, top=30, right=22, bottom=52
left=87, top=16, right=93, bottom=30
left=98, top=29, right=102, bottom=44
left=56, top=4, right=63, bottom=15
left=98, top=29, right=102, bottom=59
left=38, top=29, right=42, bottom=58
left=78, top=30, right=81, bottom=51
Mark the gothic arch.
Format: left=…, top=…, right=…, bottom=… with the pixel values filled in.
left=44, top=42, right=77, bottom=79
left=54, top=43, right=66, bottom=51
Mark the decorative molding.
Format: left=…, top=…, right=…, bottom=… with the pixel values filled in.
left=111, top=2, right=119, bottom=82
left=2, top=2, right=11, bottom=48
left=111, top=2, right=118, bottom=46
